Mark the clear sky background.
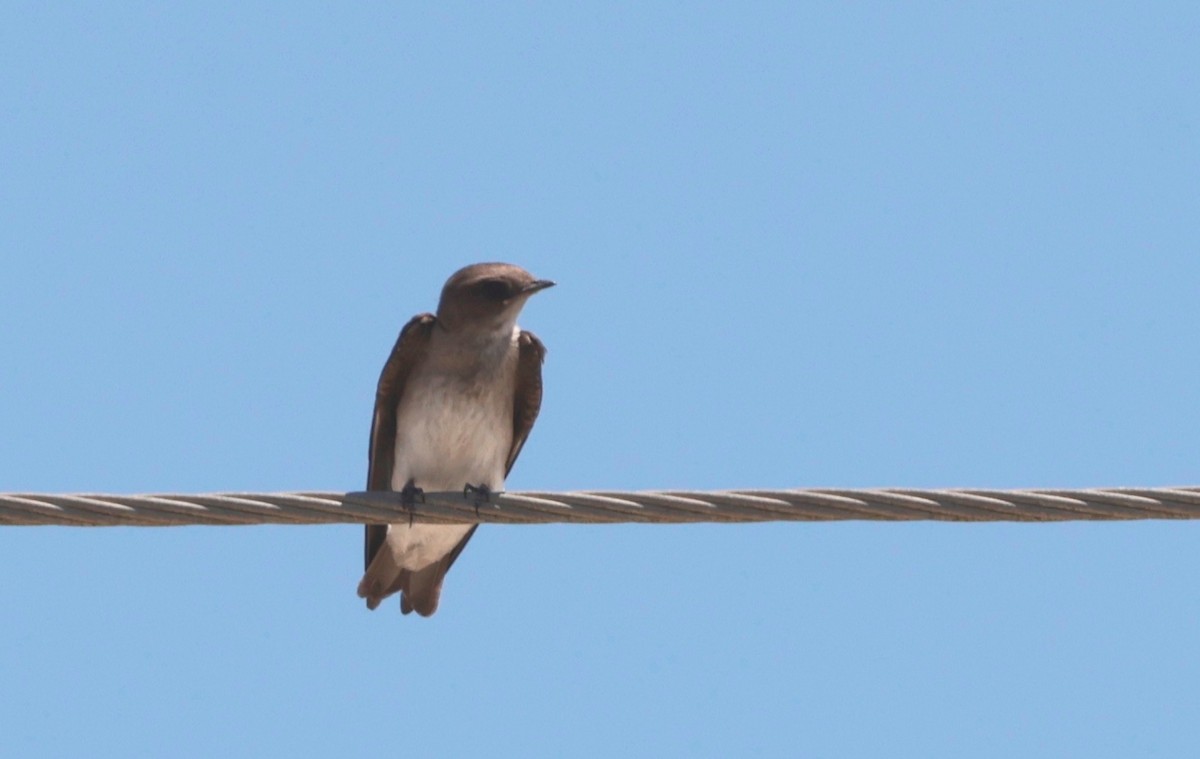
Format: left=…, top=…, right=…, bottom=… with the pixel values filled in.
left=2, top=3, right=1198, bottom=757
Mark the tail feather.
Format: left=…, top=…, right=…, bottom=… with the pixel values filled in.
left=357, top=564, right=401, bottom=610
left=356, top=553, right=446, bottom=616
left=401, top=564, right=445, bottom=616
left=357, top=524, right=479, bottom=616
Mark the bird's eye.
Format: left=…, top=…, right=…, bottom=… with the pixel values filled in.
left=477, top=279, right=511, bottom=300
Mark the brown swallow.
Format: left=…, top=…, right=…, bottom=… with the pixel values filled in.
left=356, top=263, right=553, bottom=616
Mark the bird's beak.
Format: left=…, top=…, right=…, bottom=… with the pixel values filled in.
left=522, top=279, right=556, bottom=295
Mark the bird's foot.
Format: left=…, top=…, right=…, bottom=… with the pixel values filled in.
left=401, top=479, right=425, bottom=526
left=463, top=483, right=497, bottom=518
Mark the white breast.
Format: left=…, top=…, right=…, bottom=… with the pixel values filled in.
left=382, top=327, right=519, bottom=571
left=390, top=330, right=519, bottom=494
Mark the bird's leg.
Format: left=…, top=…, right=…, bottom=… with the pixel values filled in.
left=400, top=478, right=425, bottom=527
left=463, top=483, right=496, bottom=518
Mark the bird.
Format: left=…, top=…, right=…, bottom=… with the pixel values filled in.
left=356, top=262, right=553, bottom=616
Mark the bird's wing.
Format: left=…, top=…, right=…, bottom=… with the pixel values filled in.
left=505, top=330, right=547, bottom=477
left=364, top=313, right=436, bottom=570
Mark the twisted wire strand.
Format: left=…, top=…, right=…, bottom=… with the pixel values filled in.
left=2, top=487, right=1199, bottom=527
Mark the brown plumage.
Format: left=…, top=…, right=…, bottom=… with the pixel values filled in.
left=358, top=263, right=551, bottom=616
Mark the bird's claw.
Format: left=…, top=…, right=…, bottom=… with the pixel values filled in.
left=401, top=479, right=425, bottom=526
left=463, top=483, right=497, bottom=518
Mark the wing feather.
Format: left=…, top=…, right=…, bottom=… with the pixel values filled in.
left=506, top=330, right=547, bottom=477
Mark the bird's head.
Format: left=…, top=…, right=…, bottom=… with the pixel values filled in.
left=436, top=262, right=554, bottom=334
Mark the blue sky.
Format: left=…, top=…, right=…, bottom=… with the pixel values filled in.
left=2, top=3, right=1199, bottom=757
